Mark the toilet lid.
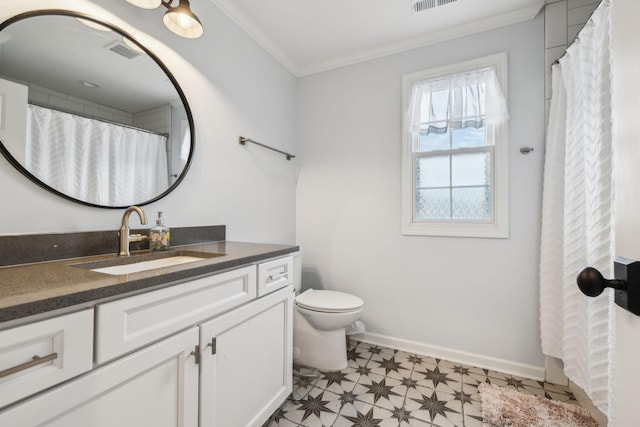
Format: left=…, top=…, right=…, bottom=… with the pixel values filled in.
left=296, top=289, right=363, bottom=313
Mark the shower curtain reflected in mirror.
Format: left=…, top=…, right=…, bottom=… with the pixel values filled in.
left=25, top=105, right=169, bottom=207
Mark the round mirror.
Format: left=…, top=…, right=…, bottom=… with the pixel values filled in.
left=0, top=10, right=194, bottom=208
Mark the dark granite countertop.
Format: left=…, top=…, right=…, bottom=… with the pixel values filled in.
left=0, top=241, right=299, bottom=325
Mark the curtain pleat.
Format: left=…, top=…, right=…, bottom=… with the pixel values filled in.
left=407, top=67, right=509, bottom=138
left=539, top=1, right=615, bottom=423
left=25, top=105, right=169, bottom=206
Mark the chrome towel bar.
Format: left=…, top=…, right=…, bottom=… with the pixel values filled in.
left=238, top=136, right=296, bottom=161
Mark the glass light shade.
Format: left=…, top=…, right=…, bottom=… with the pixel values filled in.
left=163, top=0, right=203, bottom=39
left=126, top=0, right=162, bottom=9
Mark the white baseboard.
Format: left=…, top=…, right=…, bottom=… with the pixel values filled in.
left=352, top=332, right=545, bottom=381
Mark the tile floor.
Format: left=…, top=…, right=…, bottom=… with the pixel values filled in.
left=264, top=340, right=578, bottom=427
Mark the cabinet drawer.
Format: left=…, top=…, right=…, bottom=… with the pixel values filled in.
left=0, top=327, right=199, bottom=427
left=95, top=265, right=256, bottom=364
left=257, top=256, right=293, bottom=296
left=0, top=309, right=93, bottom=409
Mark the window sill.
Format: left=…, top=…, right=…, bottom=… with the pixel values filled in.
left=402, top=221, right=509, bottom=238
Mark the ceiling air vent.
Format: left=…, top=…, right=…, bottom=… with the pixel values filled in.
left=412, top=0, right=458, bottom=13
left=104, top=40, right=141, bottom=60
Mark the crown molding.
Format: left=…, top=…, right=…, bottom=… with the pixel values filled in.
left=210, top=0, right=300, bottom=76
left=210, top=1, right=543, bottom=77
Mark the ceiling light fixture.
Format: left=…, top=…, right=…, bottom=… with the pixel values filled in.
left=79, top=80, right=100, bottom=88
left=126, top=0, right=162, bottom=9
left=126, top=0, right=203, bottom=39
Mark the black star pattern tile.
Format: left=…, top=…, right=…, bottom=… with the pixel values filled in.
left=297, top=391, right=335, bottom=421
left=400, top=376, right=418, bottom=389
left=409, top=390, right=460, bottom=422
left=368, top=345, right=383, bottom=355
left=453, top=390, right=473, bottom=405
left=294, top=375, right=315, bottom=389
left=407, top=354, right=424, bottom=364
left=390, top=406, right=412, bottom=423
left=338, top=390, right=357, bottom=405
left=347, top=347, right=364, bottom=362
left=322, top=371, right=350, bottom=387
left=453, top=365, right=471, bottom=376
left=342, top=407, right=383, bottom=426
left=362, top=378, right=401, bottom=404
left=417, top=366, right=452, bottom=388
left=378, top=357, right=404, bottom=375
left=267, top=342, right=583, bottom=427
left=355, top=365, right=372, bottom=376
left=264, top=406, right=287, bottom=424
left=506, top=376, right=525, bottom=389
left=468, top=414, right=484, bottom=423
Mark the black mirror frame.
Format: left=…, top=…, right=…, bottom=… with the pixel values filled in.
left=0, top=9, right=195, bottom=209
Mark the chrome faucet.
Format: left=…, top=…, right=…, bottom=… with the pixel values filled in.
left=118, top=206, right=148, bottom=256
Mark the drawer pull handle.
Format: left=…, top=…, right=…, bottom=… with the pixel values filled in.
left=268, top=272, right=288, bottom=281
left=0, top=352, right=58, bottom=379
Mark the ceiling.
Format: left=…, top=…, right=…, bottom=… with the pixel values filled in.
left=210, top=0, right=544, bottom=77
left=0, top=14, right=180, bottom=113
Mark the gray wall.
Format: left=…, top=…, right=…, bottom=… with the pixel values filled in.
left=3, top=0, right=549, bottom=369
left=295, top=15, right=546, bottom=367
left=0, top=0, right=297, bottom=244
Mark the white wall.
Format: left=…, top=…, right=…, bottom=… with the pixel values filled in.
left=0, top=0, right=297, bottom=244
left=612, top=0, right=640, bottom=424
left=296, top=16, right=546, bottom=367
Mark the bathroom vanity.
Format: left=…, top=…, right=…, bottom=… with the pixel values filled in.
left=0, top=239, right=297, bottom=427
left=0, top=8, right=298, bottom=425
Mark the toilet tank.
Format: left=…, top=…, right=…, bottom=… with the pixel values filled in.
left=291, top=251, right=302, bottom=294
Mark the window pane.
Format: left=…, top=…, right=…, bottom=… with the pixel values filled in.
left=451, top=152, right=490, bottom=187
left=417, top=125, right=449, bottom=152
left=452, top=187, right=491, bottom=221
left=451, top=126, right=486, bottom=149
left=416, top=188, right=450, bottom=220
left=416, top=155, right=450, bottom=188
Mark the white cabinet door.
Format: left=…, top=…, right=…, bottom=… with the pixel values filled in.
left=0, top=327, right=199, bottom=427
left=95, top=265, right=256, bottom=364
left=199, top=286, right=293, bottom=427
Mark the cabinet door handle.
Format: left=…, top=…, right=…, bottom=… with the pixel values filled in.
left=191, top=345, right=201, bottom=364
left=206, top=338, right=217, bottom=355
left=268, top=271, right=288, bottom=281
left=0, top=353, right=58, bottom=379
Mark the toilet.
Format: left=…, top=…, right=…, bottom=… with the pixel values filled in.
left=292, top=252, right=364, bottom=371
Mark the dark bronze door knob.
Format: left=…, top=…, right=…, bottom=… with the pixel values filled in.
left=576, top=267, right=625, bottom=297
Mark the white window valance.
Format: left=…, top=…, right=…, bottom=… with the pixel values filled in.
left=407, top=67, right=509, bottom=137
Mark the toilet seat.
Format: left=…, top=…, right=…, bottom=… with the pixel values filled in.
left=295, top=289, right=363, bottom=313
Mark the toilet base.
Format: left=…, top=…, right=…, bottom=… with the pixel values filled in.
left=293, top=310, right=349, bottom=371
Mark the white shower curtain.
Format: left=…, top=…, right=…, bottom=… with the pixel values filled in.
left=539, top=0, right=615, bottom=423
left=26, top=105, right=169, bottom=206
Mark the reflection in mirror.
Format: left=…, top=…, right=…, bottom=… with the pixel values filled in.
left=0, top=11, right=194, bottom=208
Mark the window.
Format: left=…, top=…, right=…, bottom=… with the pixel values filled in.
left=401, top=53, right=509, bottom=238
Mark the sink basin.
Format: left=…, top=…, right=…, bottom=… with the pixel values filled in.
left=73, top=250, right=226, bottom=276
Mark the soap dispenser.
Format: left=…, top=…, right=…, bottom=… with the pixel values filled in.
left=149, top=211, right=170, bottom=251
